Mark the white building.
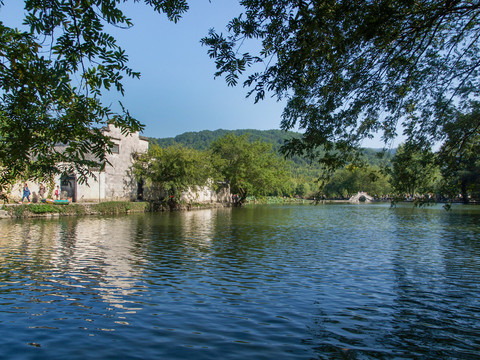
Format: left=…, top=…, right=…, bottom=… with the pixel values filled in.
left=11, top=125, right=230, bottom=205
left=13, top=125, right=149, bottom=203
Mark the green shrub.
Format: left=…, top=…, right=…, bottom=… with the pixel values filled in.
left=28, top=204, right=58, bottom=213
left=3, top=201, right=149, bottom=218
left=92, top=201, right=149, bottom=215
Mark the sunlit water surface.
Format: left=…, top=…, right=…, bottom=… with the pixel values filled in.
left=1, top=203, right=480, bottom=359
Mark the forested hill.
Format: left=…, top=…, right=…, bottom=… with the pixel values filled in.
left=149, top=129, right=300, bottom=152
left=149, top=129, right=393, bottom=167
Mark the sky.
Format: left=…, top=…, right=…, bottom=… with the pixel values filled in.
left=102, top=0, right=289, bottom=139
left=0, top=1, right=389, bottom=147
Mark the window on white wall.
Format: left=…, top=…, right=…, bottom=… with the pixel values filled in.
left=111, top=143, right=119, bottom=154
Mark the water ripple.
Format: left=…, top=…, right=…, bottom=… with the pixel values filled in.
left=1, top=205, right=480, bottom=359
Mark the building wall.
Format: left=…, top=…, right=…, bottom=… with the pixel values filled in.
left=58, top=125, right=148, bottom=202
left=101, top=125, right=149, bottom=202
left=75, top=171, right=105, bottom=202
left=10, top=125, right=148, bottom=203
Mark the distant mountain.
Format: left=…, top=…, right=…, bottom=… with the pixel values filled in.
left=149, top=129, right=301, bottom=152
left=148, top=129, right=393, bottom=168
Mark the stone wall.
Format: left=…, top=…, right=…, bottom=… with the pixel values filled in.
left=180, top=182, right=230, bottom=204
left=143, top=181, right=231, bottom=205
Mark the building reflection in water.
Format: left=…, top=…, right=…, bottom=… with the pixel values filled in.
left=0, top=216, right=149, bottom=316
left=179, top=209, right=216, bottom=247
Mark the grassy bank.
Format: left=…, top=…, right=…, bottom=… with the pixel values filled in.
left=245, top=196, right=313, bottom=205
left=1, top=198, right=315, bottom=219
left=1, top=201, right=150, bottom=218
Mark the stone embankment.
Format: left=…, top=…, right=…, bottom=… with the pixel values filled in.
left=0, top=201, right=230, bottom=219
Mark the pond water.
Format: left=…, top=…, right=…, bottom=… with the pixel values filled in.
left=1, top=203, right=480, bottom=359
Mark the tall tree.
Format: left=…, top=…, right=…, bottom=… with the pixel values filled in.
left=202, top=0, right=480, bottom=170
left=438, top=106, right=480, bottom=203
left=389, top=143, right=439, bottom=197
left=322, top=165, right=391, bottom=198
left=0, top=0, right=188, bottom=186
left=132, top=144, right=216, bottom=207
left=211, top=133, right=289, bottom=205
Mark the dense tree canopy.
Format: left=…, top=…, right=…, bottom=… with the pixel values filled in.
left=202, top=0, right=480, bottom=170
left=438, top=106, right=480, bottom=202
left=321, top=165, right=391, bottom=198
left=151, top=128, right=398, bottom=198
left=151, top=128, right=480, bottom=201
left=133, top=135, right=292, bottom=206
left=389, top=143, right=439, bottom=197
left=210, top=133, right=290, bottom=204
left=132, top=144, right=216, bottom=206
left=0, top=0, right=188, bottom=186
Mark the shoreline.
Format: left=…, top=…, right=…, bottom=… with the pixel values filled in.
left=0, top=201, right=230, bottom=219
left=2, top=198, right=476, bottom=219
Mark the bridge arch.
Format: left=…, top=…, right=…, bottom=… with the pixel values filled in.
left=349, top=192, right=374, bottom=203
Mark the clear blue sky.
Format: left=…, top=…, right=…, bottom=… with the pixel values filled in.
left=103, top=0, right=288, bottom=139
left=1, top=0, right=389, bottom=147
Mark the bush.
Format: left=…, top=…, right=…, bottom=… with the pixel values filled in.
left=28, top=204, right=58, bottom=213
left=3, top=201, right=149, bottom=218
left=92, top=201, right=149, bottom=215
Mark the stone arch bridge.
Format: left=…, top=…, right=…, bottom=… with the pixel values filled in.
left=349, top=192, right=374, bottom=203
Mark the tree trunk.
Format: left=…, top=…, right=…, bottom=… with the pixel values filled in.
left=232, top=193, right=247, bottom=207
left=461, top=181, right=469, bottom=204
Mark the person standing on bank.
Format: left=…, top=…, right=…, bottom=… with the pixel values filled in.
left=55, top=185, right=60, bottom=200
left=39, top=183, right=46, bottom=199
left=20, top=183, right=31, bottom=204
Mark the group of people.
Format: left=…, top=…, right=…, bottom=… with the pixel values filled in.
left=19, top=183, right=61, bottom=204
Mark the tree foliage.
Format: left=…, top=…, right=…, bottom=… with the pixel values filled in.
left=438, top=107, right=480, bottom=202
left=0, top=0, right=188, bottom=186
left=151, top=129, right=302, bottom=152
left=210, top=133, right=290, bottom=204
left=389, top=143, right=439, bottom=197
left=132, top=144, right=216, bottom=204
left=151, top=128, right=395, bottom=199
left=322, top=165, right=391, bottom=199
left=202, top=0, right=480, bottom=170
left=150, top=128, right=393, bottom=168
